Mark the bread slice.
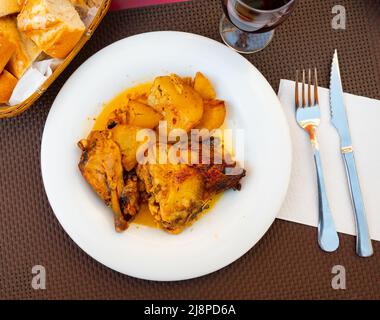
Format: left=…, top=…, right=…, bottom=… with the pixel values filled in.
left=0, top=34, right=16, bottom=73
left=0, top=16, right=41, bottom=78
left=18, top=0, right=86, bottom=59
left=0, top=0, right=21, bottom=18
left=0, top=70, right=18, bottom=104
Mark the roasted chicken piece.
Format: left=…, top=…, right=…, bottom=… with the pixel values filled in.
left=148, top=74, right=204, bottom=132
left=136, top=144, right=245, bottom=234
left=137, top=162, right=205, bottom=234
left=191, top=139, right=246, bottom=195
left=78, top=131, right=139, bottom=232
left=120, top=170, right=141, bottom=219
left=194, top=162, right=245, bottom=195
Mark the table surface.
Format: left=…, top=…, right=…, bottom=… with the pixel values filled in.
left=1, top=0, right=379, bottom=300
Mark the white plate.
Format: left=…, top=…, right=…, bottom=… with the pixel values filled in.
left=41, top=31, right=291, bottom=281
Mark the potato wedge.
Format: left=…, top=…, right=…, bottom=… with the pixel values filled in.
left=148, top=74, right=204, bottom=132
left=195, top=100, right=226, bottom=131
left=181, top=77, right=193, bottom=86
left=111, top=125, right=142, bottom=171
left=127, top=100, right=162, bottom=129
left=193, top=72, right=216, bottom=100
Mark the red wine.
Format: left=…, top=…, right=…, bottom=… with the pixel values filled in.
left=241, top=0, right=290, bottom=10
left=222, top=0, right=296, bottom=33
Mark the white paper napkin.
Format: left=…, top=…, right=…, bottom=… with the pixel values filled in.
left=9, top=59, right=62, bottom=106
left=277, top=79, right=380, bottom=241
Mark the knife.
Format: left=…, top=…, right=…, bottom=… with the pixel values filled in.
left=329, top=49, right=373, bottom=257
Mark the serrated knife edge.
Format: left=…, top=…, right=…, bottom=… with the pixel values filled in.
left=329, top=49, right=352, bottom=149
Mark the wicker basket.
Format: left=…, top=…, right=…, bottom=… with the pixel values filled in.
left=0, top=0, right=111, bottom=119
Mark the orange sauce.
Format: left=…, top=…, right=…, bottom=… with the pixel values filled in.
left=91, top=81, right=224, bottom=230
left=133, top=203, right=158, bottom=228
left=92, top=82, right=152, bottom=131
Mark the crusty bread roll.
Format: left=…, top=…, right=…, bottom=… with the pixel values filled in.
left=0, top=70, right=18, bottom=104
left=0, top=34, right=16, bottom=73
left=16, top=0, right=27, bottom=11
left=0, top=16, right=41, bottom=78
left=0, top=0, right=21, bottom=18
left=18, top=0, right=86, bottom=59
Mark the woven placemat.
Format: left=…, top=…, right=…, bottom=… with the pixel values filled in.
left=1, top=0, right=379, bottom=300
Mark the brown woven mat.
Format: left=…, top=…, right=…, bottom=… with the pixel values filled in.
left=1, top=0, right=379, bottom=300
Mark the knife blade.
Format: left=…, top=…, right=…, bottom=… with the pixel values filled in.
left=330, top=50, right=352, bottom=149
left=329, top=49, right=373, bottom=257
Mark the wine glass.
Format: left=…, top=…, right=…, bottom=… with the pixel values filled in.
left=220, top=0, right=297, bottom=54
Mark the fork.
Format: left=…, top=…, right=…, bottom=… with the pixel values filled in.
left=295, top=69, right=339, bottom=252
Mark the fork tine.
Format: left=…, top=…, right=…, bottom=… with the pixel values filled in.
left=314, top=68, right=319, bottom=105
left=308, top=69, right=312, bottom=107
left=295, top=70, right=299, bottom=108
left=302, top=70, right=306, bottom=107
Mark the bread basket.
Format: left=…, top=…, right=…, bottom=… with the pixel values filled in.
left=0, top=0, right=111, bottom=119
